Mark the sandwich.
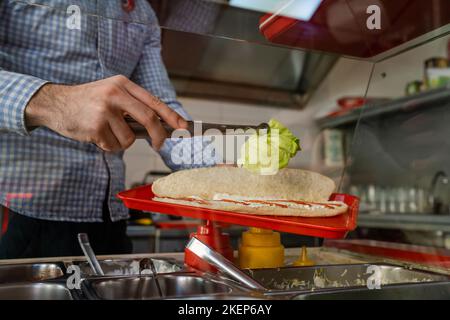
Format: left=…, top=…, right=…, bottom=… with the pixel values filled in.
left=152, top=167, right=347, bottom=217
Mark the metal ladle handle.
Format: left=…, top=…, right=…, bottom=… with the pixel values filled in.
left=77, top=233, right=105, bottom=276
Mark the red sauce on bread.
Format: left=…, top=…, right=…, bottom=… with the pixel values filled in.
left=161, top=197, right=343, bottom=210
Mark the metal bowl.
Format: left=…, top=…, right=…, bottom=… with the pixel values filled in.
left=0, top=264, right=64, bottom=284
left=83, top=274, right=233, bottom=300
left=246, top=263, right=449, bottom=293
left=0, top=283, right=72, bottom=300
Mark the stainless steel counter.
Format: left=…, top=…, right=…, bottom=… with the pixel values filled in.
left=1, top=247, right=449, bottom=300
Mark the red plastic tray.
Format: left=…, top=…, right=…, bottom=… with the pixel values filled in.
left=118, top=185, right=359, bottom=239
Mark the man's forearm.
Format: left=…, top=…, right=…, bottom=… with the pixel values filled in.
left=25, top=83, right=68, bottom=129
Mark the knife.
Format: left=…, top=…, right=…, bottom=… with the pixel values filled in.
left=125, top=116, right=269, bottom=139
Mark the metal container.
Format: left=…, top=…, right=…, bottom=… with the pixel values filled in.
left=294, top=281, right=450, bottom=300
left=245, top=263, right=449, bottom=293
left=0, top=283, right=73, bottom=300
left=0, top=263, right=64, bottom=284
left=82, top=274, right=234, bottom=300
left=75, top=257, right=183, bottom=277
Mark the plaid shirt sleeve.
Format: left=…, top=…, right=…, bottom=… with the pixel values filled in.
left=0, top=69, right=49, bottom=135
left=130, top=9, right=218, bottom=171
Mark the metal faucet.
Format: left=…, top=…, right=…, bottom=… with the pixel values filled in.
left=430, top=171, right=449, bottom=214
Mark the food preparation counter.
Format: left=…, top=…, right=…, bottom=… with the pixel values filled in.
left=1, top=245, right=450, bottom=300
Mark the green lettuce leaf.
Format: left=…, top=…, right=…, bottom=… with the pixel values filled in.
left=237, top=119, right=301, bottom=174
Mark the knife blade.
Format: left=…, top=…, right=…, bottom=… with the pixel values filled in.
left=125, top=116, right=269, bottom=139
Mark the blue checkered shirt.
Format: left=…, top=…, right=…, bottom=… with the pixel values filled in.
left=0, top=0, right=216, bottom=222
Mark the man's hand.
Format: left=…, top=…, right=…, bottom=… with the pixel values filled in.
left=25, top=75, right=187, bottom=151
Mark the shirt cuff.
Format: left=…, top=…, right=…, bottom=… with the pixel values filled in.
left=0, top=71, right=49, bottom=136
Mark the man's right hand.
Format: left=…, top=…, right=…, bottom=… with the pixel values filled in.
left=25, top=75, right=188, bottom=152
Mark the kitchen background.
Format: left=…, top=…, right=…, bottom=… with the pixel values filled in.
left=125, top=36, right=450, bottom=186
left=124, top=10, right=450, bottom=251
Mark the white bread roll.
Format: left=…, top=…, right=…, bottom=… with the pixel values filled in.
left=152, top=167, right=336, bottom=202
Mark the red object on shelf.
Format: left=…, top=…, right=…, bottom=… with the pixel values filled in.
left=337, top=97, right=368, bottom=110
left=322, top=97, right=367, bottom=119
left=325, top=240, right=450, bottom=269
left=117, top=185, right=359, bottom=239
left=184, top=221, right=234, bottom=272
left=324, top=109, right=352, bottom=119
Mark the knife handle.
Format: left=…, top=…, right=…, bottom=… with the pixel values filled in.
left=125, top=116, right=184, bottom=138
left=125, top=116, right=269, bottom=138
